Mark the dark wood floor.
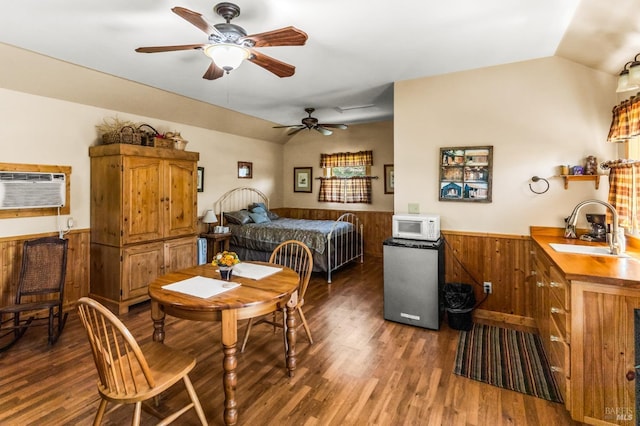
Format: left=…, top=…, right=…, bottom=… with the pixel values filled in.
left=0, top=257, right=579, bottom=425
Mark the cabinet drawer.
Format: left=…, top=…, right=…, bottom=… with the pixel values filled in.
left=549, top=266, right=570, bottom=310
left=548, top=317, right=570, bottom=376
left=550, top=292, right=570, bottom=343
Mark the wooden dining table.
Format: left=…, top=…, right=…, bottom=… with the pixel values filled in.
left=147, top=261, right=300, bottom=426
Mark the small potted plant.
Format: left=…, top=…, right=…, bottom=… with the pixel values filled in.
left=212, top=251, right=240, bottom=280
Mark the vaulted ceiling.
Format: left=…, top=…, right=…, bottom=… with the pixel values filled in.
left=1, top=0, right=638, bottom=133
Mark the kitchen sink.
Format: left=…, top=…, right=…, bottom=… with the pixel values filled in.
left=549, top=243, right=630, bottom=258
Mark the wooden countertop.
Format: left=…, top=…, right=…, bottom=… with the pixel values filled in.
left=530, top=227, right=640, bottom=289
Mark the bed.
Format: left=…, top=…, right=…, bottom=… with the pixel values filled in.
left=215, top=187, right=363, bottom=283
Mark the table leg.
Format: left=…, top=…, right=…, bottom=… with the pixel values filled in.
left=285, top=304, right=297, bottom=377
left=221, top=309, right=238, bottom=426
left=150, top=301, right=165, bottom=343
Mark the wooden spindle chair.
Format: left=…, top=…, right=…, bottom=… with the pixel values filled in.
left=241, top=240, right=314, bottom=353
left=76, top=297, right=208, bottom=426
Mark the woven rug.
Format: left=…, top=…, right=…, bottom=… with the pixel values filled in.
left=453, top=323, right=563, bottom=403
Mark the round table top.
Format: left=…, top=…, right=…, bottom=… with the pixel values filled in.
left=148, top=261, right=300, bottom=312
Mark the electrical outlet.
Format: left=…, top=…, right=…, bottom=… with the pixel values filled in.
left=408, top=203, right=420, bottom=214
left=483, top=282, right=492, bottom=294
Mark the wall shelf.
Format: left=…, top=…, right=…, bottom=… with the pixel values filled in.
left=559, top=174, right=603, bottom=190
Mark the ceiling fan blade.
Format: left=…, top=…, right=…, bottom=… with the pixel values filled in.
left=273, top=124, right=304, bottom=129
left=172, top=6, right=224, bottom=38
left=318, top=123, right=348, bottom=130
left=135, top=44, right=206, bottom=53
left=203, top=62, right=225, bottom=80
left=241, top=26, right=308, bottom=47
left=315, top=126, right=333, bottom=136
left=248, top=49, right=295, bottom=78
left=287, top=127, right=307, bottom=136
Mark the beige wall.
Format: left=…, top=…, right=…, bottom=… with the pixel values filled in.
left=282, top=120, right=394, bottom=211
left=0, top=88, right=283, bottom=238
left=394, top=56, right=619, bottom=235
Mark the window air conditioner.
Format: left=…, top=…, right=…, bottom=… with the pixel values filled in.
left=0, top=171, right=66, bottom=209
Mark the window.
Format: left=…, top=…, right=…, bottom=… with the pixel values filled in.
left=318, top=151, right=374, bottom=203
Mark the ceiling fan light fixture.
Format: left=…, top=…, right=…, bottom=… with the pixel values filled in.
left=204, top=44, right=249, bottom=72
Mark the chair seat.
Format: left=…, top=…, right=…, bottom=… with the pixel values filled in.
left=0, top=300, right=60, bottom=314
left=98, top=341, right=197, bottom=404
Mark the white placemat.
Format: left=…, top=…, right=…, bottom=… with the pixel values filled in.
left=233, top=263, right=283, bottom=280
left=162, top=276, right=240, bottom=298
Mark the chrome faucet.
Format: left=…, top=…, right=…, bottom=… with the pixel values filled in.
left=564, top=199, right=620, bottom=255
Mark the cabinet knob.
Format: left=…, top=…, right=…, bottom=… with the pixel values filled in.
left=549, top=281, right=561, bottom=288
left=536, top=281, right=544, bottom=288
left=626, top=370, right=636, bottom=381
left=550, top=307, right=563, bottom=314
left=550, top=335, right=561, bottom=342
left=550, top=366, right=562, bottom=373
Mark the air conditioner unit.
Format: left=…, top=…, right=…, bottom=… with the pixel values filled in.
left=0, top=171, right=66, bottom=209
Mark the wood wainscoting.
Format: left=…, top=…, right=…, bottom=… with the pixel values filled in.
left=272, top=208, right=392, bottom=258
left=442, top=230, right=535, bottom=327
left=0, top=230, right=90, bottom=313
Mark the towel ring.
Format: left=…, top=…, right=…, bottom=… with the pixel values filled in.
left=529, top=176, right=549, bottom=194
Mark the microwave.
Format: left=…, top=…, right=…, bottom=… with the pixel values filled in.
left=392, top=214, right=440, bottom=241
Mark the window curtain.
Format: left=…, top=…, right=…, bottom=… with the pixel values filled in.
left=318, top=150, right=374, bottom=203
left=320, top=150, right=373, bottom=168
left=317, top=177, right=373, bottom=203
left=605, top=160, right=640, bottom=232
left=608, top=96, right=640, bottom=142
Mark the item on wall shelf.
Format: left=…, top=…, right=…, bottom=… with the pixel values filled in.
left=572, top=165, right=584, bottom=175
left=197, top=167, right=204, bottom=192
left=584, top=156, right=598, bottom=175
left=559, top=165, right=569, bottom=175
left=294, top=167, right=313, bottom=192
left=439, top=146, right=493, bottom=202
left=384, top=164, right=394, bottom=194
left=528, top=176, right=549, bottom=194
left=238, top=162, right=252, bottom=179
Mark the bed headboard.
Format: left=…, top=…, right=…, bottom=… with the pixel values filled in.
left=216, top=187, right=269, bottom=226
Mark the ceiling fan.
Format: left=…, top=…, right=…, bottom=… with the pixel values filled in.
left=273, top=108, right=349, bottom=136
left=135, top=2, right=308, bottom=80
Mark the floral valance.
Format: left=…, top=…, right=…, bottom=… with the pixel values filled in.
left=320, top=150, right=373, bottom=168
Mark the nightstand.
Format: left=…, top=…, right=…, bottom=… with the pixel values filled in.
left=200, top=232, right=232, bottom=263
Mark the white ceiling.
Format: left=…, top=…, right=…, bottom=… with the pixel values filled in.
left=0, top=0, right=638, bottom=128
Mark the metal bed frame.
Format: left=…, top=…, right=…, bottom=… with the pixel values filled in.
left=215, top=187, right=363, bottom=283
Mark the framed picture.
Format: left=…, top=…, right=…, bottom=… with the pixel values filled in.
left=238, top=161, right=252, bottom=179
left=439, top=146, right=493, bottom=202
left=197, top=167, right=204, bottom=192
left=384, top=164, right=394, bottom=194
left=294, top=167, right=313, bottom=193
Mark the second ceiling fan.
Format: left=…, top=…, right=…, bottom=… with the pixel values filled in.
left=136, top=2, right=308, bottom=80
left=274, top=108, right=348, bottom=136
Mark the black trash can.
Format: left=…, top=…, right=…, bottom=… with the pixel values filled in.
left=444, top=283, right=476, bottom=331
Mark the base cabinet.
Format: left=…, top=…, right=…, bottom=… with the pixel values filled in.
left=533, top=241, right=639, bottom=425
left=571, top=282, right=639, bottom=425
left=90, top=236, right=197, bottom=314
left=531, top=245, right=571, bottom=409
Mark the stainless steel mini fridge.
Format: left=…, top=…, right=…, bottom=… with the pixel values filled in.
left=383, top=237, right=444, bottom=330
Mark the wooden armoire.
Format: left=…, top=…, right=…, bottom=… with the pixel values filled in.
left=89, top=144, right=199, bottom=314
